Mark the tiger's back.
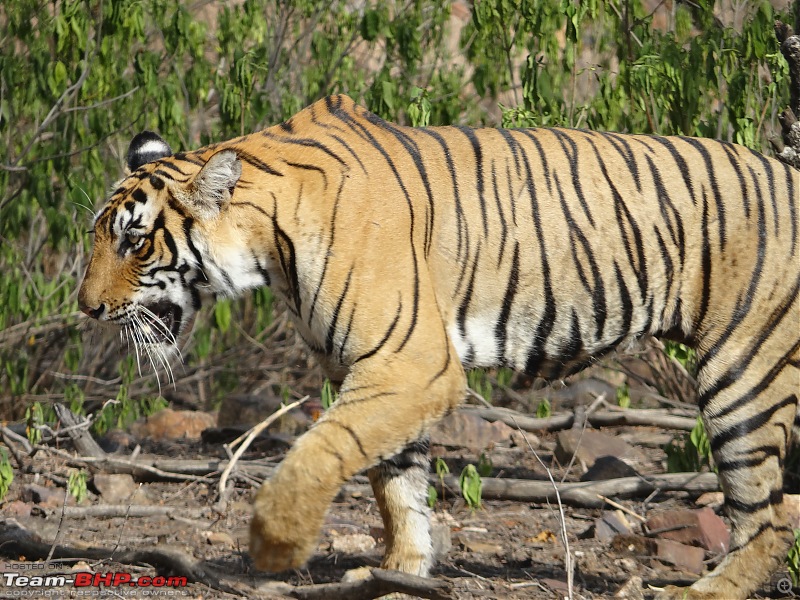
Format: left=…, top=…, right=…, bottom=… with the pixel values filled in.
left=79, top=95, right=800, bottom=599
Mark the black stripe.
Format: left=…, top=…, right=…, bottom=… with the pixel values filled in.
left=366, top=117, right=435, bottom=255
left=646, top=135, right=697, bottom=205
left=588, top=139, right=648, bottom=305
left=644, top=154, right=685, bottom=265
left=261, top=131, right=346, bottom=167
left=518, top=141, right=556, bottom=376
left=601, top=132, right=642, bottom=193
left=327, top=103, right=420, bottom=353
left=695, top=165, right=767, bottom=372
left=516, top=130, right=552, bottom=195
left=354, top=300, right=402, bottom=363
left=554, top=173, right=607, bottom=341
left=703, top=337, right=800, bottom=417
left=272, top=217, right=301, bottom=315
left=458, top=126, right=489, bottom=238
left=614, top=262, right=633, bottom=337
left=682, top=138, right=726, bottom=250
left=284, top=161, right=328, bottom=189
left=720, top=144, right=750, bottom=219
left=235, top=149, right=284, bottom=176
left=491, top=161, right=509, bottom=266
left=325, top=271, right=353, bottom=354
left=549, top=128, right=595, bottom=228
left=726, top=488, right=784, bottom=514
left=457, top=245, right=482, bottom=364
left=695, top=188, right=713, bottom=330
left=416, top=128, right=469, bottom=292
left=318, top=419, right=368, bottom=459
left=495, top=242, right=520, bottom=361
left=710, top=394, right=797, bottom=454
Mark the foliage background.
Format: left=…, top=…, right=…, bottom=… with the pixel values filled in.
left=0, top=0, right=794, bottom=430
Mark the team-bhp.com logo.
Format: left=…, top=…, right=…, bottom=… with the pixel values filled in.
left=2, top=570, right=188, bottom=596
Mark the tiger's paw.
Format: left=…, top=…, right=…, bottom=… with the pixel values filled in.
left=249, top=480, right=322, bottom=572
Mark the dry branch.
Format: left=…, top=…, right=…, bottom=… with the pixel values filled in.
left=65, top=455, right=277, bottom=482
left=60, top=505, right=211, bottom=519
left=53, top=404, right=106, bottom=459
left=465, top=405, right=698, bottom=433
left=287, top=568, right=454, bottom=600
left=440, top=472, right=719, bottom=508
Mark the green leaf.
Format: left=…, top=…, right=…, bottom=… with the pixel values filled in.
left=214, top=300, right=231, bottom=333
left=459, top=464, right=482, bottom=511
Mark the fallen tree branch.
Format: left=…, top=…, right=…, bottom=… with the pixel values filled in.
left=61, top=454, right=277, bottom=483
left=53, top=404, right=105, bottom=459
left=464, top=405, right=698, bottom=433
left=60, top=505, right=211, bottom=519
left=440, top=472, right=719, bottom=508
left=287, top=568, right=454, bottom=600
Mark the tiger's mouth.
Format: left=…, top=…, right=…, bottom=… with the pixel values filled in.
left=139, top=301, right=183, bottom=344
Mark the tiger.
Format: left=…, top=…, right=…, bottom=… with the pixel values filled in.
left=77, top=94, right=800, bottom=599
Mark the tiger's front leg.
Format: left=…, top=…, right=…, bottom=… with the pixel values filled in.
left=368, top=438, right=434, bottom=576
left=249, top=351, right=464, bottom=573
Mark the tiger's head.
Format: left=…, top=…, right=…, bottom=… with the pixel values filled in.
left=78, top=132, right=242, bottom=368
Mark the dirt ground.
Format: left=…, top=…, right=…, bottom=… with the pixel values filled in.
left=1, top=415, right=798, bottom=600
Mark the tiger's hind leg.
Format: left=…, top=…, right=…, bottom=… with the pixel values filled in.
left=368, top=437, right=434, bottom=576
left=659, top=335, right=799, bottom=599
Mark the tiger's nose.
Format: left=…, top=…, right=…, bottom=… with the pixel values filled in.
left=79, top=302, right=105, bottom=319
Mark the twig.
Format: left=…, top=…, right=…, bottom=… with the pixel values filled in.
left=287, top=567, right=454, bottom=600
left=217, top=396, right=309, bottom=503
left=513, top=418, right=573, bottom=600
left=45, top=483, right=70, bottom=565
left=596, top=494, right=647, bottom=523
left=466, top=386, right=493, bottom=408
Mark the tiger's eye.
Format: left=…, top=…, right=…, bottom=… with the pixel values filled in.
left=126, top=232, right=142, bottom=247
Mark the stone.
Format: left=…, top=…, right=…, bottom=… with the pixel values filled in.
left=330, top=533, right=376, bottom=555
left=430, top=411, right=518, bottom=451
left=581, top=455, right=640, bottom=481
left=595, top=511, right=633, bottom=542
left=652, top=538, right=706, bottom=574
left=4, top=500, right=31, bottom=518
left=554, top=428, right=644, bottom=470
left=645, top=507, right=729, bottom=554
left=129, top=409, right=215, bottom=441
left=694, top=491, right=724, bottom=509
left=21, top=483, right=68, bottom=507
left=92, top=474, right=139, bottom=504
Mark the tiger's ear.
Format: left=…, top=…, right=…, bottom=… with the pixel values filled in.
left=181, top=150, right=242, bottom=220
left=126, top=131, right=172, bottom=172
